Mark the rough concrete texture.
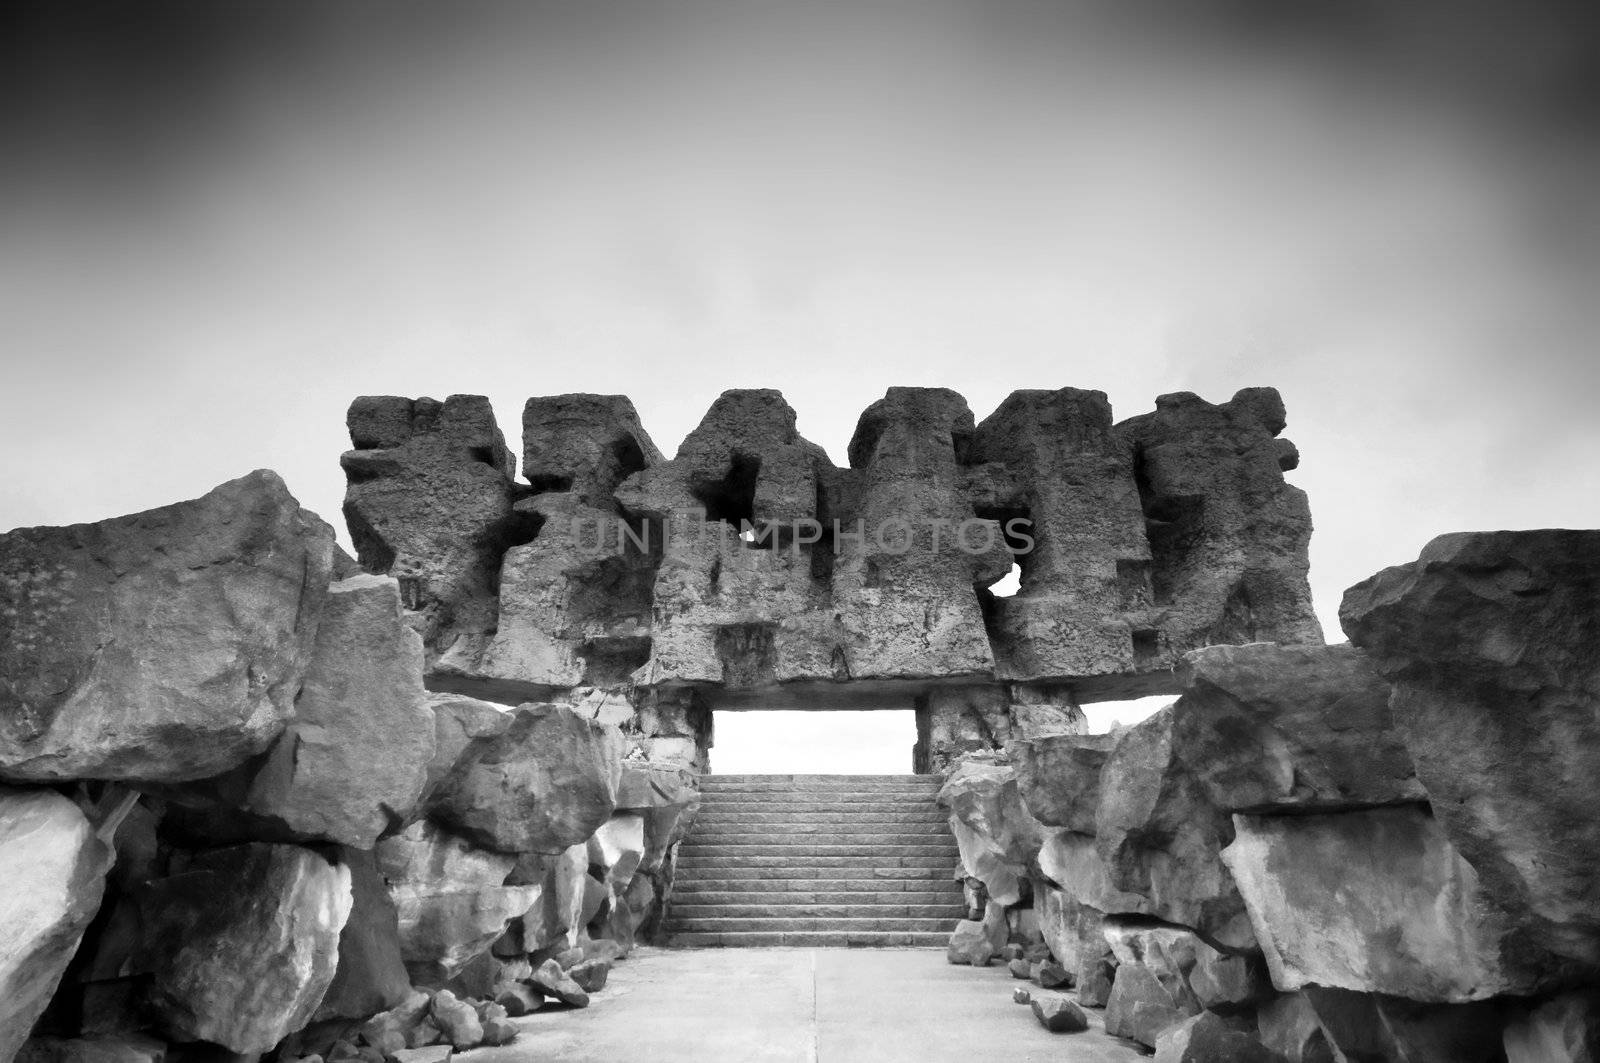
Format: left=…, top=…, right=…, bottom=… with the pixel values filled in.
left=341, top=395, right=519, bottom=675
left=470, top=948, right=1147, bottom=1063
left=341, top=387, right=1322, bottom=753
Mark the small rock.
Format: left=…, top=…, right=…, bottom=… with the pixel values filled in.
left=428, top=990, right=483, bottom=1050
left=947, top=920, right=995, bottom=967
left=390, top=1049, right=452, bottom=1063
left=1032, top=994, right=1090, bottom=1033
left=1023, top=943, right=1053, bottom=964
left=406, top=1021, right=442, bottom=1050
left=569, top=959, right=612, bottom=993
left=493, top=982, right=543, bottom=1017
left=1001, top=944, right=1025, bottom=962
left=528, top=959, right=590, bottom=1008
left=480, top=1019, right=518, bottom=1048
left=1013, top=988, right=1033, bottom=1005
left=1031, top=960, right=1071, bottom=988
left=358, top=1015, right=406, bottom=1055
left=326, top=1040, right=360, bottom=1062
left=1008, top=959, right=1032, bottom=980
left=1076, top=957, right=1115, bottom=1009
left=554, top=946, right=586, bottom=970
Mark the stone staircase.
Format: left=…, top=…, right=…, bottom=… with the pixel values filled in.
left=667, top=774, right=967, bottom=947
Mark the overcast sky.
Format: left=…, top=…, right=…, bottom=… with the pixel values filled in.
left=5, top=1, right=1597, bottom=770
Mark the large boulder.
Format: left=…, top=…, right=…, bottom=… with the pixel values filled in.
left=937, top=759, right=1042, bottom=906
left=376, top=821, right=538, bottom=986
left=1503, top=991, right=1600, bottom=1063
left=429, top=703, right=624, bottom=855
left=1170, top=643, right=1422, bottom=813
left=0, top=470, right=333, bottom=783
left=1104, top=962, right=1199, bottom=1048
left=0, top=788, right=113, bottom=1063
left=312, top=848, right=411, bottom=1022
left=1013, top=732, right=1115, bottom=833
left=137, top=843, right=353, bottom=1053
left=1037, top=828, right=1150, bottom=915
left=1301, top=986, right=1506, bottom=1063
left=1033, top=878, right=1113, bottom=992
left=1102, top=918, right=1268, bottom=1013
left=242, top=574, right=434, bottom=847
left=1341, top=530, right=1600, bottom=972
left=341, top=395, right=517, bottom=673
left=1154, top=1012, right=1288, bottom=1063
left=1223, top=805, right=1559, bottom=1001
left=1095, top=707, right=1253, bottom=950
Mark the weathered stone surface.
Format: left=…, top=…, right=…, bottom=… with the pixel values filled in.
left=1303, top=986, right=1506, bottom=1063
left=430, top=703, right=624, bottom=855
left=1342, top=530, right=1600, bottom=972
left=427, top=990, right=482, bottom=1050
left=1102, top=918, right=1268, bottom=1013
left=520, top=844, right=589, bottom=953
left=376, top=821, right=538, bottom=986
left=1031, top=993, right=1089, bottom=1033
left=313, top=848, right=411, bottom=1022
left=0, top=470, right=332, bottom=783
left=1256, top=993, right=1338, bottom=1063
left=1037, top=830, right=1150, bottom=915
left=970, top=388, right=1155, bottom=682
left=14, top=1036, right=166, bottom=1063
left=342, top=395, right=517, bottom=673
left=946, top=919, right=996, bottom=966
left=1503, top=990, right=1600, bottom=1063
left=1154, top=1012, right=1288, bottom=1063
left=243, top=574, right=434, bottom=847
left=1114, top=388, right=1323, bottom=664
left=616, top=389, right=842, bottom=687
left=833, top=388, right=1012, bottom=681
left=1171, top=643, right=1421, bottom=813
left=1223, top=805, right=1553, bottom=1001
left=1095, top=706, right=1253, bottom=950
left=938, top=759, right=1042, bottom=907
left=474, top=490, right=656, bottom=689
left=1034, top=877, right=1114, bottom=990
left=138, top=843, right=353, bottom=1054
left=0, top=788, right=112, bottom=1063
left=522, top=394, right=662, bottom=506
left=568, top=958, right=611, bottom=993
left=1014, top=732, right=1114, bottom=832
left=527, top=958, right=590, bottom=1007
left=1104, top=962, right=1198, bottom=1048
left=914, top=685, right=1084, bottom=775
left=422, top=693, right=510, bottom=805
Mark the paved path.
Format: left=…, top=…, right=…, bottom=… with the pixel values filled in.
left=473, top=947, right=1147, bottom=1063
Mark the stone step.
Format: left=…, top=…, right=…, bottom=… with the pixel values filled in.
left=670, top=902, right=968, bottom=920
left=700, top=783, right=941, bottom=795
left=669, top=930, right=948, bottom=948
left=667, top=915, right=958, bottom=933
left=672, top=866, right=957, bottom=883
left=672, top=888, right=964, bottom=905
left=673, top=875, right=960, bottom=892
left=692, top=817, right=950, bottom=833
left=677, top=845, right=957, bottom=862
left=681, top=831, right=956, bottom=846
left=695, top=802, right=944, bottom=817
left=701, top=774, right=939, bottom=785
left=691, top=810, right=940, bottom=826
left=676, top=853, right=957, bottom=870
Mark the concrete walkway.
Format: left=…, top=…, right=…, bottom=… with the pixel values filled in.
left=472, top=948, right=1148, bottom=1063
